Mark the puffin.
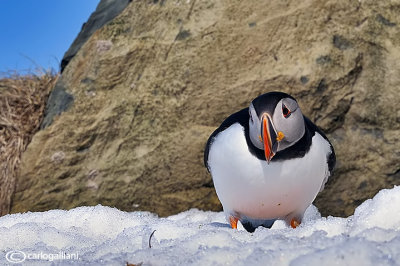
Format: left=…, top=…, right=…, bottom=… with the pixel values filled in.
left=204, top=91, right=335, bottom=232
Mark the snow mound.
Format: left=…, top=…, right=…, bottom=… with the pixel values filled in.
left=1, top=186, right=400, bottom=265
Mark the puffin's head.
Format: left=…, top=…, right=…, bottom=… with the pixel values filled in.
left=248, top=92, right=305, bottom=163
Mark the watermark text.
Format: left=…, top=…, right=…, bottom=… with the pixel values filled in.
left=6, top=250, right=79, bottom=263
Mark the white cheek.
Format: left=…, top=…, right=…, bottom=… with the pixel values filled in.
left=273, top=116, right=292, bottom=143
left=249, top=121, right=263, bottom=149
left=283, top=115, right=305, bottom=145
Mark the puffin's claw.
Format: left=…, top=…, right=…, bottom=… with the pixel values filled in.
left=229, top=216, right=239, bottom=229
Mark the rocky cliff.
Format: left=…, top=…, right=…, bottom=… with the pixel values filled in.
left=60, top=0, right=131, bottom=72
left=11, top=0, right=400, bottom=217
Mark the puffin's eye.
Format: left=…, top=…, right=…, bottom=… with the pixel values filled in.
left=249, top=110, right=254, bottom=123
left=282, top=104, right=291, bottom=118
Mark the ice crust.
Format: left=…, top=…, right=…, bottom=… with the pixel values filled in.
left=1, top=186, right=400, bottom=265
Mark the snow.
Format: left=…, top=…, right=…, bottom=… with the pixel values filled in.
left=1, top=186, right=400, bottom=265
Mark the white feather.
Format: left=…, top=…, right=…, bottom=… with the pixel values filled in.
left=208, top=123, right=331, bottom=223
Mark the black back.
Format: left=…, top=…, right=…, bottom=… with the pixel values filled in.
left=204, top=108, right=336, bottom=173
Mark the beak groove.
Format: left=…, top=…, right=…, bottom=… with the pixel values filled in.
left=262, top=115, right=278, bottom=163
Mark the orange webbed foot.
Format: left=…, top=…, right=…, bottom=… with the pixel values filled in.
left=290, top=218, right=301, bottom=229
left=229, top=216, right=239, bottom=229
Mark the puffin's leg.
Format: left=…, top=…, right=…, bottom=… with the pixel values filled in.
left=229, top=215, right=239, bottom=229
left=290, top=218, right=301, bottom=229
left=285, top=214, right=302, bottom=229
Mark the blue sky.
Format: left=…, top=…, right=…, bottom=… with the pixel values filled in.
left=0, top=0, right=99, bottom=74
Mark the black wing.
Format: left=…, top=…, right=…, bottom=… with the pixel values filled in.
left=303, top=116, right=336, bottom=174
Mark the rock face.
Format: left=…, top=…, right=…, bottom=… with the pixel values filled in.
left=60, top=0, right=131, bottom=72
left=11, top=0, right=400, bottom=217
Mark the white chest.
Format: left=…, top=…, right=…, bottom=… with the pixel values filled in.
left=208, top=123, right=331, bottom=219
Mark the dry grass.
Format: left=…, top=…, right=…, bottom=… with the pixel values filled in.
left=0, top=70, right=58, bottom=215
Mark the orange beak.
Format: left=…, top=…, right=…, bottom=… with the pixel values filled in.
left=262, top=115, right=277, bottom=163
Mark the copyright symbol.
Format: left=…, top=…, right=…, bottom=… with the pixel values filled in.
left=5, top=250, right=26, bottom=263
